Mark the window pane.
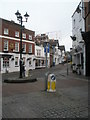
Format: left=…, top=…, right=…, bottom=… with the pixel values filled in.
left=22, top=44, right=26, bottom=52
left=15, top=57, right=18, bottom=66
left=15, top=42, right=19, bottom=52
left=22, top=33, right=26, bottom=39
left=3, top=57, right=9, bottom=68
left=29, top=44, right=32, bottom=53
left=29, top=35, right=32, bottom=40
left=4, top=40, right=8, bottom=51
left=15, top=31, right=19, bottom=37
left=4, top=28, right=8, bottom=35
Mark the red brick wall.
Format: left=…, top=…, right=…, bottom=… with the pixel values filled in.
left=2, top=38, right=35, bottom=54
left=0, top=18, right=35, bottom=54
left=2, top=19, right=35, bottom=40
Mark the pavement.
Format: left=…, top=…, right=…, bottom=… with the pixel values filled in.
left=1, top=64, right=89, bottom=119
left=2, top=63, right=89, bottom=83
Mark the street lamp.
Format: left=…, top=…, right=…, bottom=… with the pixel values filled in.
left=15, top=10, right=29, bottom=78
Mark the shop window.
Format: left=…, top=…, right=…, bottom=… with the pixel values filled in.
left=29, top=58, right=32, bottom=66
left=23, top=57, right=25, bottom=65
left=15, top=57, right=18, bottom=66
left=3, top=57, right=9, bottom=68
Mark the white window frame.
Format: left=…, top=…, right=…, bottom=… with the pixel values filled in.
left=15, top=57, right=19, bottom=66
left=37, top=49, right=41, bottom=56
left=22, top=33, right=26, bottom=39
left=4, top=40, right=8, bottom=51
left=29, top=35, right=32, bottom=40
left=22, top=43, right=26, bottom=52
left=4, top=28, right=9, bottom=35
left=15, top=42, right=19, bottom=52
left=29, top=44, right=32, bottom=53
left=15, top=31, right=19, bottom=37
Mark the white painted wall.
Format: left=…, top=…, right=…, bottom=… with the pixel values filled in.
left=0, top=53, right=35, bottom=73
left=72, top=0, right=85, bottom=75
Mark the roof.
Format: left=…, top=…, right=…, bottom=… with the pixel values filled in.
left=0, top=18, right=35, bottom=33
left=71, top=2, right=81, bottom=18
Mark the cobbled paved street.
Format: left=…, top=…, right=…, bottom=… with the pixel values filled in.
left=2, top=64, right=88, bottom=118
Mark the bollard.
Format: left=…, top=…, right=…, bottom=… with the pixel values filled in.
left=47, top=74, right=56, bottom=92
left=45, top=72, right=49, bottom=91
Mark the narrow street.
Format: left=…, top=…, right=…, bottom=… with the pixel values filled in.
left=2, top=64, right=88, bottom=118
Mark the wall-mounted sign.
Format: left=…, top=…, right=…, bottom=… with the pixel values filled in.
left=10, top=43, right=14, bottom=50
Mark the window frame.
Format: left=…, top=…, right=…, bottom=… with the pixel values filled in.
left=4, top=28, right=9, bottom=35
left=22, top=43, right=26, bottom=53
left=29, top=35, right=32, bottom=40
left=22, top=33, right=26, bottom=39
left=15, top=31, right=19, bottom=37
left=15, top=57, right=19, bottom=66
left=3, top=57, right=9, bottom=68
left=15, top=42, right=19, bottom=52
left=29, top=44, right=32, bottom=53
left=3, top=40, right=8, bottom=51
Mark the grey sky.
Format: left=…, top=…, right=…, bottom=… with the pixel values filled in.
left=0, top=0, right=80, bottom=51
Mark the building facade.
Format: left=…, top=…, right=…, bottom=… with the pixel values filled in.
left=0, top=18, right=35, bottom=73
left=35, top=45, right=46, bottom=68
left=71, top=1, right=86, bottom=75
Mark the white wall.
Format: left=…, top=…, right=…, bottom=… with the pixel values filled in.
left=1, top=53, right=35, bottom=73
left=72, top=1, right=85, bottom=75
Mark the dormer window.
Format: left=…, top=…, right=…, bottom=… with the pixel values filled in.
left=15, top=31, right=19, bottom=37
left=4, top=28, right=9, bottom=35
left=22, top=33, right=26, bottom=39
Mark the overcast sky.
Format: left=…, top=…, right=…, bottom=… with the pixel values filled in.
left=0, top=0, right=81, bottom=51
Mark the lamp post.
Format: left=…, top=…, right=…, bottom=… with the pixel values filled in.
left=15, top=10, right=29, bottom=78
left=44, top=38, right=49, bottom=91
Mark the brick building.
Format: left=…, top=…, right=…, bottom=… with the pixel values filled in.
left=0, top=18, right=35, bottom=73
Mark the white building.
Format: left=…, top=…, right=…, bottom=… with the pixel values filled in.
left=71, top=1, right=85, bottom=75
left=58, top=46, right=66, bottom=64
left=35, top=44, right=50, bottom=68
